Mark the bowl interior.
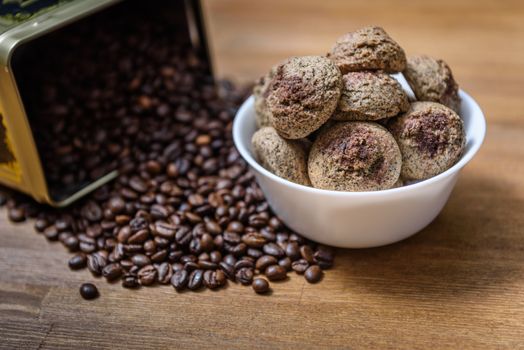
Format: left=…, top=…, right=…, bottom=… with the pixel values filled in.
left=233, top=75, right=486, bottom=195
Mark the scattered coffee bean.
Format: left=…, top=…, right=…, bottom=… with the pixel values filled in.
left=235, top=267, right=254, bottom=285
left=304, top=265, right=323, bottom=283
left=265, top=265, right=287, bottom=281
left=291, top=259, right=309, bottom=274
left=68, top=254, right=87, bottom=270
left=171, top=270, right=189, bottom=291
left=79, top=283, right=99, bottom=300
left=0, top=10, right=335, bottom=299
left=252, top=278, right=270, bottom=294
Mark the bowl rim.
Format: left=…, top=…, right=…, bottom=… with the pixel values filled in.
left=233, top=90, right=486, bottom=197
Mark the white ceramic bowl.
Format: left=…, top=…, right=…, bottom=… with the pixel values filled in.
left=233, top=84, right=486, bottom=248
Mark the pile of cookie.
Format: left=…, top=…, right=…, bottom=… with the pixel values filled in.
left=251, top=26, right=466, bottom=191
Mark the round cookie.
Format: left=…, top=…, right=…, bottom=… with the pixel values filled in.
left=403, top=55, right=461, bottom=113
left=328, top=26, right=406, bottom=74
left=253, top=67, right=276, bottom=128
left=266, top=56, right=342, bottom=139
left=308, top=122, right=401, bottom=191
left=388, top=102, right=465, bottom=180
left=333, top=71, right=409, bottom=121
left=251, top=127, right=311, bottom=186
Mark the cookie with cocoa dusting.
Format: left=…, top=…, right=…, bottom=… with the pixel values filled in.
left=333, top=71, right=409, bottom=121
left=328, top=26, right=406, bottom=74
left=388, top=102, right=465, bottom=180
left=253, top=67, right=276, bottom=128
left=403, top=55, right=461, bottom=113
left=252, top=127, right=311, bottom=186
left=267, top=56, right=342, bottom=139
left=308, top=122, right=401, bottom=191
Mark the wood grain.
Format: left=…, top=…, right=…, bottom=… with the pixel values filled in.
left=2, top=1, right=524, bottom=349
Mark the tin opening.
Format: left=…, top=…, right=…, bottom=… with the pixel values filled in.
left=11, top=0, right=210, bottom=204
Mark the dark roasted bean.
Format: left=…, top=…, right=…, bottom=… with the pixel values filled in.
left=291, top=259, right=309, bottom=274
left=263, top=242, right=285, bottom=258
left=102, top=263, right=123, bottom=281
left=156, top=262, right=173, bottom=284
left=203, top=270, right=225, bottom=289
left=171, top=270, right=189, bottom=291
left=235, top=267, right=254, bottom=285
left=68, top=254, right=87, bottom=270
left=122, top=275, right=140, bottom=289
left=252, top=278, right=270, bottom=294
left=8, top=208, right=25, bottom=222
left=255, top=255, right=278, bottom=272
left=138, top=265, right=157, bottom=286
left=219, top=262, right=235, bottom=281
left=265, top=265, right=287, bottom=281
left=300, top=245, right=315, bottom=264
left=131, top=254, right=151, bottom=268
left=187, top=269, right=204, bottom=290
left=79, top=283, right=99, bottom=300
left=242, top=232, right=266, bottom=248
left=278, top=257, right=292, bottom=271
left=285, top=242, right=301, bottom=260
left=304, top=265, right=323, bottom=283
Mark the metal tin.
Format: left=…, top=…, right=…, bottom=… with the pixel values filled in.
left=0, top=0, right=211, bottom=206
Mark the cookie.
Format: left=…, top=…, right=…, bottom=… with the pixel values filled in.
left=308, top=122, right=401, bottom=191
left=403, top=55, right=461, bottom=113
left=267, top=56, right=342, bottom=139
left=253, top=67, right=276, bottom=128
left=251, top=127, right=311, bottom=186
left=328, top=26, right=406, bottom=74
left=388, top=102, right=465, bottom=180
left=333, top=71, right=409, bottom=121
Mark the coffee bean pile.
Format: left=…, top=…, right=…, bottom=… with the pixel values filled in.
left=0, top=6, right=334, bottom=298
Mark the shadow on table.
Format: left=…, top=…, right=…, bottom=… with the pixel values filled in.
left=334, top=174, right=524, bottom=299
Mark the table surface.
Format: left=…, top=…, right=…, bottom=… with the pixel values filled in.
left=2, top=0, right=524, bottom=349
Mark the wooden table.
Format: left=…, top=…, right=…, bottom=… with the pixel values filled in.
left=2, top=0, right=524, bottom=348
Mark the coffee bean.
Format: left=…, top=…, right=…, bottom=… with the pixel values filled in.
left=285, top=242, right=300, bottom=260
left=219, top=262, right=235, bottom=281
left=131, top=254, right=151, bottom=268
left=68, top=254, right=87, bottom=270
left=171, top=270, right=189, bottom=291
left=154, top=222, right=176, bottom=239
left=255, top=255, right=278, bottom=272
left=304, top=265, right=323, bottom=283
left=8, top=208, right=25, bottom=223
left=81, top=201, right=102, bottom=222
left=235, top=267, right=254, bottom=285
left=203, top=270, right=225, bottom=289
left=265, top=265, right=287, bottom=281
left=187, top=269, right=204, bottom=290
left=108, top=196, right=126, bottom=214
left=102, top=263, right=123, bottom=281
left=138, top=265, right=157, bottom=286
left=34, top=218, right=49, bottom=232
left=263, top=243, right=285, bottom=258
left=291, top=259, right=309, bottom=274
left=87, top=252, right=107, bottom=276
left=242, top=232, right=266, bottom=248
left=278, top=257, right=292, bottom=271
left=156, top=262, right=173, bottom=284
left=313, top=245, right=335, bottom=269
left=300, top=245, right=315, bottom=264
left=128, top=229, right=149, bottom=244
left=122, top=275, right=140, bottom=289
left=252, top=278, right=270, bottom=294
left=79, top=283, right=99, bottom=300
left=44, top=225, right=59, bottom=241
